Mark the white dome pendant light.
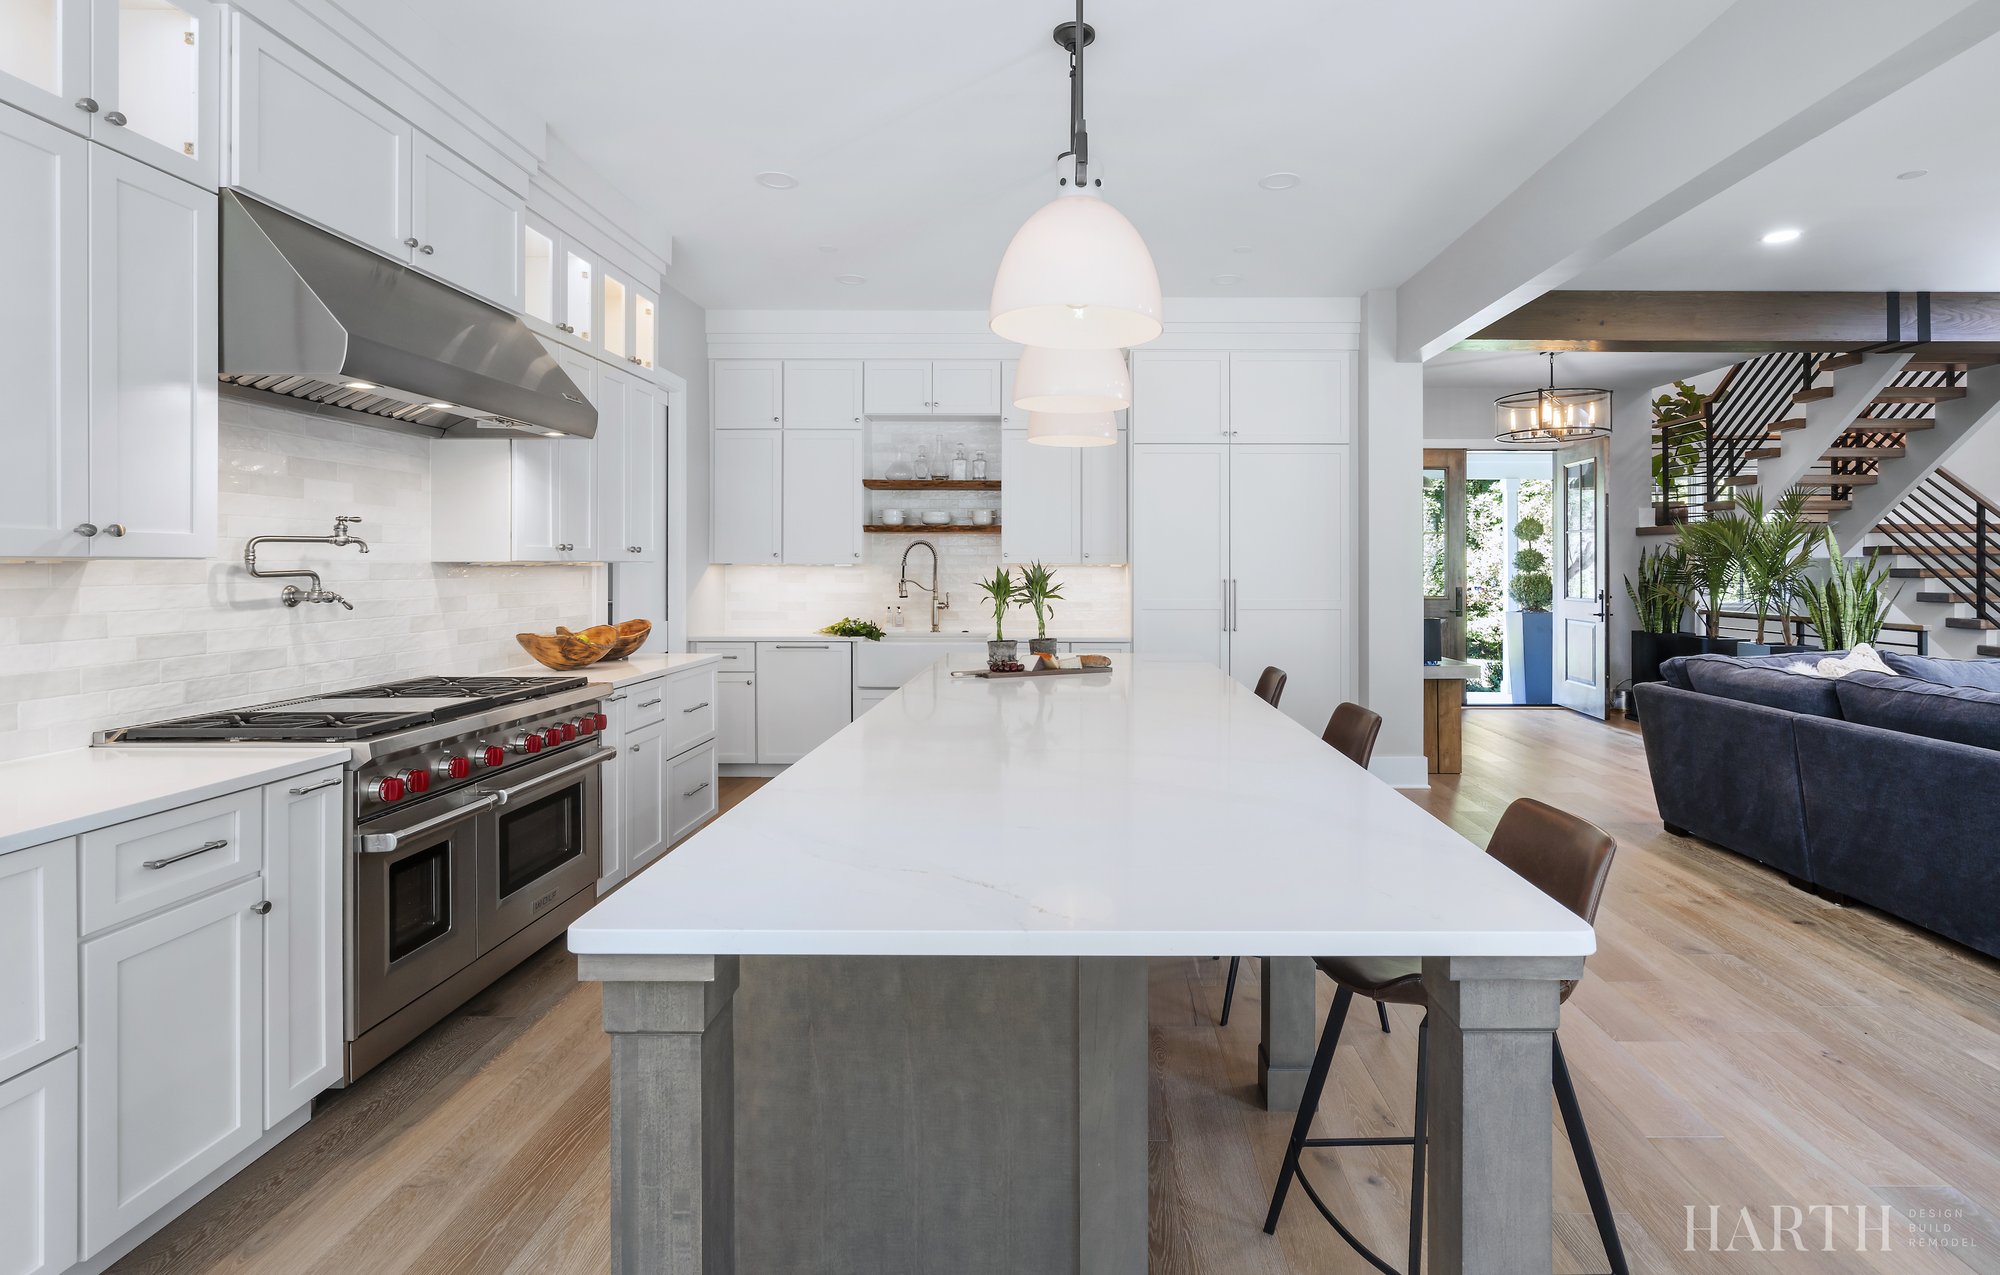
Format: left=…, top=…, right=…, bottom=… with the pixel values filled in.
left=1014, top=345, right=1131, bottom=414
left=1026, top=410, right=1118, bottom=447
left=989, top=4, right=1162, bottom=351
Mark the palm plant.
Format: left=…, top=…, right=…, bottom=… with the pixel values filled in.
left=1738, top=487, right=1818, bottom=644
left=1623, top=543, right=1689, bottom=636
left=1797, top=529, right=1895, bottom=649
left=974, top=566, right=1022, bottom=642
left=1676, top=512, right=1751, bottom=640
left=1017, top=561, right=1064, bottom=640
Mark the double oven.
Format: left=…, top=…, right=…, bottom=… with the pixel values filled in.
left=348, top=736, right=609, bottom=1078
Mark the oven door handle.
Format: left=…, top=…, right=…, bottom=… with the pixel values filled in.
left=358, top=794, right=499, bottom=854
left=477, top=746, right=615, bottom=807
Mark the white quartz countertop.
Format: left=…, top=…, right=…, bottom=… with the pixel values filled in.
left=690, top=633, right=1132, bottom=644
left=1423, top=658, right=1490, bottom=680
left=491, top=652, right=720, bottom=688
left=571, top=659, right=1594, bottom=959
left=0, top=745, right=351, bottom=856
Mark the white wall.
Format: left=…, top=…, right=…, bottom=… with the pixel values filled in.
left=1359, top=291, right=1427, bottom=788
left=0, top=400, right=603, bottom=762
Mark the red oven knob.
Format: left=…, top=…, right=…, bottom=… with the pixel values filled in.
left=593, top=712, right=609, bottom=731
left=370, top=776, right=407, bottom=803
left=542, top=727, right=565, bottom=748
left=479, top=745, right=506, bottom=768
left=560, top=721, right=579, bottom=741
left=512, top=734, right=542, bottom=755
left=404, top=768, right=431, bottom=794
left=577, top=716, right=597, bottom=735
left=439, top=756, right=472, bottom=780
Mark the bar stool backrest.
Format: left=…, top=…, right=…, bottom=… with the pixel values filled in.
left=1254, top=666, right=1288, bottom=707
left=1486, top=798, right=1616, bottom=1001
left=1321, top=702, right=1383, bottom=769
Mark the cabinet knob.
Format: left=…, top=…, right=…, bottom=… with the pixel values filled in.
left=74, top=522, right=99, bottom=537
left=420, top=244, right=435, bottom=255
left=772, top=416, right=779, bottom=422
left=104, top=110, right=128, bottom=126
left=104, top=523, right=127, bottom=537
left=404, top=237, right=419, bottom=247
left=76, top=96, right=98, bottom=113
left=251, top=900, right=272, bottom=915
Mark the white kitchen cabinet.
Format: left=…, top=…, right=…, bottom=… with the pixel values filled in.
left=0, top=840, right=78, bottom=1085
left=619, top=376, right=662, bottom=560
left=514, top=347, right=597, bottom=561
left=1228, top=352, right=1351, bottom=445
left=87, top=145, right=216, bottom=559
left=410, top=131, right=523, bottom=309
left=0, top=0, right=220, bottom=189
left=1000, top=428, right=1079, bottom=566
left=864, top=359, right=1002, bottom=416
left=713, top=360, right=783, bottom=429
left=1130, top=351, right=1229, bottom=443
left=261, top=769, right=342, bottom=1129
left=1079, top=431, right=1128, bottom=564
left=783, top=360, right=864, bottom=429
left=80, top=786, right=260, bottom=937
left=595, top=675, right=662, bottom=892
left=228, top=15, right=411, bottom=258
left=1227, top=446, right=1348, bottom=731
left=522, top=215, right=606, bottom=351
left=715, top=671, right=756, bottom=764
left=854, top=686, right=894, bottom=717
left=1131, top=445, right=1230, bottom=668
left=665, top=667, right=720, bottom=757
left=0, top=1051, right=78, bottom=1275
left=999, top=359, right=1019, bottom=428
left=665, top=742, right=719, bottom=846
left=755, top=642, right=854, bottom=764
left=81, top=876, right=263, bottom=1257
left=628, top=282, right=658, bottom=372
left=622, top=718, right=669, bottom=874
left=431, top=430, right=599, bottom=564
left=710, top=429, right=783, bottom=563
left=782, top=430, right=864, bottom=565
left=0, top=106, right=90, bottom=558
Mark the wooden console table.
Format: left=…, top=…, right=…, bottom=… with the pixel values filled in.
left=1423, top=659, right=1485, bottom=774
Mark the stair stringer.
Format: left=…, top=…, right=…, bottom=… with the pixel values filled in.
left=1751, top=353, right=1908, bottom=499
left=1831, top=367, right=2000, bottom=555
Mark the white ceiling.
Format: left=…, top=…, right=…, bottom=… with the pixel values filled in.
left=332, top=0, right=1729, bottom=309
left=1572, top=27, right=2000, bottom=290
left=1422, top=348, right=1739, bottom=393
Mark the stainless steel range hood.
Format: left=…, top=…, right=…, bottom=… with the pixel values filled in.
left=219, top=190, right=595, bottom=440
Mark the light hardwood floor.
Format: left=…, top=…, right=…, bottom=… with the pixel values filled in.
left=113, top=711, right=2000, bottom=1273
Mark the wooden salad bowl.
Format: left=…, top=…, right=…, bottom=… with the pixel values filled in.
left=558, top=619, right=652, bottom=661
left=516, top=629, right=611, bottom=670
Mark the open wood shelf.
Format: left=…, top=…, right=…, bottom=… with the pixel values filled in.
left=863, top=479, right=1001, bottom=491
left=863, top=524, right=999, bottom=535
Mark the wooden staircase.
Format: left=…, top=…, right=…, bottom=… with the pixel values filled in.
left=1861, top=468, right=2000, bottom=657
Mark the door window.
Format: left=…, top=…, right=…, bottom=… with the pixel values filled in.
left=1564, top=458, right=1598, bottom=600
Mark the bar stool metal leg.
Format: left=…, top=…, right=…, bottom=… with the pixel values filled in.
left=1378, top=1000, right=1392, bottom=1034
left=1220, top=956, right=1241, bottom=1025
left=1264, top=987, right=1350, bottom=1233
left=1407, top=1016, right=1429, bottom=1272
left=1552, top=1036, right=1631, bottom=1275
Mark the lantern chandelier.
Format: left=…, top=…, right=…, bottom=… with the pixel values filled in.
left=989, top=1, right=1163, bottom=353
left=1493, top=353, right=1613, bottom=443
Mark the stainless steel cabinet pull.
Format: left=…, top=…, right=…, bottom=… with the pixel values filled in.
left=637, top=697, right=662, bottom=707
left=288, top=776, right=341, bottom=795
left=478, top=747, right=613, bottom=805
left=682, top=781, right=710, bottom=798
left=682, top=701, right=710, bottom=713
left=359, top=794, right=498, bottom=853
left=605, top=693, right=628, bottom=702
left=773, top=644, right=830, bottom=649
left=251, top=900, right=272, bottom=915
left=143, top=838, right=227, bottom=870
left=105, top=110, right=127, bottom=126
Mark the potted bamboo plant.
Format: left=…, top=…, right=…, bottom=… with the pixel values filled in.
left=1019, top=561, right=1064, bottom=662
left=1675, top=511, right=1750, bottom=655
left=976, top=567, right=1024, bottom=671
left=1736, top=488, right=1818, bottom=655
left=1797, top=528, right=1896, bottom=650
left=1623, top=542, right=1689, bottom=715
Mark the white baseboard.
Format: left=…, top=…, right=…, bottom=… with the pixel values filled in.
left=1372, top=754, right=1431, bottom=790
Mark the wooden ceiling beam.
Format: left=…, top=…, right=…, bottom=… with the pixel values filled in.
left=1462, top=291, right=2000, bottom=355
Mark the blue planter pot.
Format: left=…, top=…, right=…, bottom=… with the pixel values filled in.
left=1520, top=609, right=1554, bottom=705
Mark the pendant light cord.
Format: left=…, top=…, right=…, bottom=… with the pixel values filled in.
left=1069, top=0, right=1089, bottom=186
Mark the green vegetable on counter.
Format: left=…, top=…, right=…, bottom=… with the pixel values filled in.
left=819, top=617, right=885, bottom=641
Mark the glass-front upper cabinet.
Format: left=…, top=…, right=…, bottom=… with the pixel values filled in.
left=562, top=242, right=595, bottom=345
left=0, top=0, right=219, bottom=188
left=602, top=272, right=629, bottom=362
left=522, top=212, right=604, bottom=349
left=631, top=286, right=657, bottom=372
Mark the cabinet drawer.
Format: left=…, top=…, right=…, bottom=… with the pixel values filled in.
left=692, top=641, right=755, bottom=671
left=666, top=742, right=719, bottom=847
left=0, top=841, right=78, bottom=1083
left=80, top=789, right=262, bottom=935
left=624, top=679, right=669, bottom=727
left=0, top=1050, right=78, bottom=1275
left=665, top=669, right=719, bottom=756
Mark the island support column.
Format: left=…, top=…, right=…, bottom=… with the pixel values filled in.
left=1422, top=955, right=1584, bottom=1275
left=1258, top=955, right=1316, bottom=1110
left=583, top=953, right=738, bottom=1275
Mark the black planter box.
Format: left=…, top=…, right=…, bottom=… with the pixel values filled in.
left=1677, top=633, right=1741, bottom=657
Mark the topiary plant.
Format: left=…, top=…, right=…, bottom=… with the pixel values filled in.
left=1510, top=515, right=1553, bottom=612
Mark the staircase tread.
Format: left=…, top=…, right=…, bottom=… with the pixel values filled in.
left=1877, top=522, right=1977, bottom=533
left=1874, top=386, right=1968, bottom=404
left=1794, top=386, right=1837, bottom=403
left=1819, top=446, right=1906, bottom=460
left=1819, top=353, right=1865, bottom=371
left=1891, top=567, right=2000, bottom=579
left=1945, top=617, right=2000, bottom=630
left=1907, top=357, right=2000, bottom=372
left=1855, top=416, right=1934, bottom=429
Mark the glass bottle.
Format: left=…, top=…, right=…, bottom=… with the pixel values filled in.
left=914, top=446, right=931, bottom=480
left=950, top=445, right=969, bottom=481
left=971, top=450, right=987, bottom=480
left=887, top=450, right=913, bottom=481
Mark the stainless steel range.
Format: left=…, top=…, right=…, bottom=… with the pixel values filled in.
left=100, top=674, right=611, bottom=1081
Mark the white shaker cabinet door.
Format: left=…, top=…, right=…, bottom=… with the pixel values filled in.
left=863, top=360, right=931, bottom=416
left=88, top=0, right=223, bottom=189
left=86, top=146, right=216, bottom=559
left=1228, top=352, right=1352, bottom=445
left=0, top=0, right=92, bottom=131
left=755, top=642, right=853, bottom=764
left=409, top=131, right=524, bottom=309
left=261, top=769, right=343, bottom=1129
left=782, top=359, right=864, bottom=429
left=621, top=379, right=662, bottom=560
left=622, top=719, right=669, bottom=875
left=1000, top=428, right=1080, bottom=566
left=0, top=106, right=90, bottom=558
left=1130, top=444, right=1229, bottom=668
left=711, top=429, right=783, bottom=563
left=1079, top=431, right=1128, bottom=564
left=929, top=360, right=1001, bottom=415
left=0, top=1051, right=79, bottom=1275
left=1130, top=351, right=1228, bottom=443
left=1228, top=445, right=1349, bottom=732
left=81, top=878, right=263, bottom=1258
left=0, top=839, right=79, bottom=1084
left=782, top=430, right=863, bottom=565
left=715, top=672, right=756, bottom=764
left=712, top=360, right=782, bottom=429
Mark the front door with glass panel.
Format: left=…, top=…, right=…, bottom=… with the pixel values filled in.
left=1423, top=450, right=1467, bottom=659
left=1552, top=440, right=1609, bottom=718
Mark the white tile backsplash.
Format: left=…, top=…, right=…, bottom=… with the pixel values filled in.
left=0, top=399, right=604, bottom=762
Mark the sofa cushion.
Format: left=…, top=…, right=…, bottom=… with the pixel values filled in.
left=1881, top=652, right=2000, bottom=691
left=1834, top=671, right=2000, bottom=751
left=1680, top=660, right=1844, bottom=717
left=1660, top=655, right=1696, bottom=690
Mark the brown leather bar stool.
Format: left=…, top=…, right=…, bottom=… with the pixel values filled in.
left=1219, top=699, right=1385, bottom=1030
left=1253, top=665, right=1288, bottom=706
left=1262, top=797, right=1629, bottom=1275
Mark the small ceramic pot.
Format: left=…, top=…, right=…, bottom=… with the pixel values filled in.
left=972, top=509, right=995, bottom=526
left=1029, top=638, right=1058, bottom=658
left=987, top=639, right=1019, bottom=670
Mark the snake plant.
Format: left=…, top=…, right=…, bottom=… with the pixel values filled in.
left=1797, top=528, right=1895, bottom=649
left=1624, top=544, right=1690, bottom=636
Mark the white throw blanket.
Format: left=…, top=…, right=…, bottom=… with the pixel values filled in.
left=1788, top=643, right=1896, bottom=680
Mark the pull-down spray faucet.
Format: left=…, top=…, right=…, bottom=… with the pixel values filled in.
left=244, top=515, right=370, bottom=609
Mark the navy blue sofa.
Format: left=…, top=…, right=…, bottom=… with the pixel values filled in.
left=1633, top=651, right=2000, bottom=960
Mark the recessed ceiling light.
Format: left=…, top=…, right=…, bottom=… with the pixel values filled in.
left=1761, top=227, right=1802, bottom=245
left=1257, top=172, right=1301, bottom=191
left=834, top=274, right=866, bottom=286
left=754, top=171, right=799, bottom=190
left=1896, top=169, right=1929, bottom=181
left=1211, top=273, right=1242, bottom=285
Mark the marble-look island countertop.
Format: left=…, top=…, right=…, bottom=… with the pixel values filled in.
left=489, top=651, right=720, bottom=688
left=570, top=659, right=1593, bottom=959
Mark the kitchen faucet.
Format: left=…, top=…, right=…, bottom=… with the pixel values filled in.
left=244, top=515, right=370, bottom=609
left=896, top=539, right=949, bottom=633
